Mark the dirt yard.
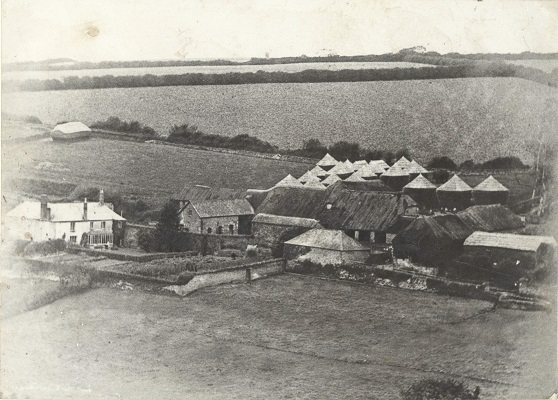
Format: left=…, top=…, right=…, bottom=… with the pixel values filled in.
left=1, top=275, right=555, bottom=399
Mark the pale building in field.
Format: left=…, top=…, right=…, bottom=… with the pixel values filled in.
left=5, top=191, right=125, bottom=248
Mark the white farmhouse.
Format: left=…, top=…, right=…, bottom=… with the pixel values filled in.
left=6, top=191, right=126, bottom=248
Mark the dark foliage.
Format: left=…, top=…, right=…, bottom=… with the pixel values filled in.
left=459, top=156, right=529, bottom=171
left=23, top=239, right=67, bottom=256
left=427, top=156, right=457, bottom=171
left=154, top=201, right=183, bottom=252
left=400, top=378, right=480, bottom=400
left=328, top=141, right=361, bottom=162
left=90, top=116, right=158, bottom=137
left=430, top=169, right=452, bottom=184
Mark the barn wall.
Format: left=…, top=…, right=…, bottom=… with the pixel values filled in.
left=463, top=246, right=537, bottom=271
left=253, top=223, right=312, bottom=248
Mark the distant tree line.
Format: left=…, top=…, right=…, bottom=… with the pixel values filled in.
left=4, top=50, right=556, bottom=72
left=459, top=156, right=530, bottom=171
left=90, top=116, right=158, bottom=138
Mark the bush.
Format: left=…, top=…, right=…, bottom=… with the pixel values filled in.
left=23, top=239, right=67, bottom=256
left=400, top=379, right=480, bottom=400
left=90, top=116, right=158, bottom=137
left=427, top=156, right=457, bottom=171
left=430, top=169, right=451, bottom=184
left=137, top=229, right=156, bottom=252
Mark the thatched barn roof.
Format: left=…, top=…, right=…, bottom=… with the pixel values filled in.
left=382, top=163, right=411, bottom=177
left=407, top=160, right=430, bottom=175
left=456, top=205, right=523, bottom=232
left=310, top=165, right=329, bottom=179
left=304, top=180, right=327, bottom=190
left=255, top=186, right=328, bottom=218
left=344, top=173, right=366, bottom=182
left=353, top=160, right=369, bottom=169
left=298, top=171, right=321, bottom=184
left=321, top=174, right=342, bottom=186
left=328, top=162, right=354, bottom=176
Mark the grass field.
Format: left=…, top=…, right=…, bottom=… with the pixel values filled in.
left=1, top=275, right=554, bottom=399
left=1, top=138, right=310, bottom=204
left=506, top=59, right=558, bottom=73
left=3, top=78, right=557, bottom=163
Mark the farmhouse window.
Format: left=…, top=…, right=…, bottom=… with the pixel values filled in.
left=101, top=221, right=106, bottom=229
left=70, top=236, right=77, bottom=243
left=90, top=222, right=94, bottom=229
left=70, top=222, right=76, bottom=232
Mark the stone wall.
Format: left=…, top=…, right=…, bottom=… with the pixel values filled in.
left=122, top=223, right=155, bottom=249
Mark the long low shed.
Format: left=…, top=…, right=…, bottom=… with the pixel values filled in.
left=463, top=231, right=557, bottom=275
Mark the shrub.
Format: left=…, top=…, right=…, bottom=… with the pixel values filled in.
left=23, top=239, right=67, bottom=256
left=400, top=379, right=480, bottom=400
left=137, top=229, right=156, bottom=252
left=90, top=116, right=158, bottom=137
left=427, top=156, right=457, bottom=171
left=430, top=169, right=451, bottom=184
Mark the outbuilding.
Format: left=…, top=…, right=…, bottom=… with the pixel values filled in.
left=463, top=231, right=557, bottom=278
left=436, top=175, right=472, bottom=211
left=402, top=174, right=438, bottom=210
left=284, top=228, right=370, bottom=265
left=472, top=175, right=510, bottom=205
left=252, top=213, right=322, bottom=247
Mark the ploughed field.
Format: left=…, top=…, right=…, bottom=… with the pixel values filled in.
left=1, top=275, right=554, bottom=399
left=3, top=78, right=557, bottom=163
left=1, top=138, right=310, bottom=203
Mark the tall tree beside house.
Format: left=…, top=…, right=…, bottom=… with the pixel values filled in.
left=155, top=201, right=182, bottom=252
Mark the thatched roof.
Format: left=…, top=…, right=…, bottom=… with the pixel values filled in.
left=382, top=163, right=410, bottom=177
left=355, top=164, right=383, bottom=178
left=437, top=175, right=472, bottom=192
left=315, top=191, right=418, bottom=232
left=464, top=231, right=557, bottom=252
left=343, top=160, right=356, bottom=171
left=276, top=174, right=305, bottom=188
left=353, top=160, right=369, bottom=169
left=172, top=184, right=247, bottom=202
left=310, top=165, right=329, bottom=178
left=370, top=159, right=390, bottom=170
left=298, top=171, right=321, bottom=184
left=407, top=160, right=429, bottom=175
left=252, top=213, right=322, bottom=228
left=473, top=176, right=509, bottom=192
left=326, top=180, right=393, bottom=194
left=456, top=205, right=524, bottom=232
left=328, top=162, right=354, bottom=176
left=321, top=174, right=342, bottom=186
left=317, top=153, right=338, bottom=168
left=344, top=173, right=366, bottom=182
left=285, top=229, right=368, bottom=252
left=391, top=156, right=412, bottom=171
left=304, top=180, right=327, bottom=190
left=398, top=214, right=473, bottom=242
left=403, top=174, right=437, bottom=190
left=255, top=186, right=328, bottom=218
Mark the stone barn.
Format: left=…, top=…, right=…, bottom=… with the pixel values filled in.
left=181, top=199, right=254, bottom=235
left=252, top=213, right=322, bottom=247
left=284, top=229, right=370, bottom=265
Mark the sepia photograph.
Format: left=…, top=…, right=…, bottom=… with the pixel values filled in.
left=1, top=1, right=557, bottom=399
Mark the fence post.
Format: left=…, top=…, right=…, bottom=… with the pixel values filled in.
left=246, top=268, right=252, bottom=283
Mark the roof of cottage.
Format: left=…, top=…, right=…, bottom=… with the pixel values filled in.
left=7, top=201, right=125, bottom=222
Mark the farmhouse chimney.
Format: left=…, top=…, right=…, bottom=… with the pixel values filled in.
left=83, top=198, right=88, bottom=220
left=40, top=195, right=49, bottom=220
left=99, top=189, right=105, bottom=206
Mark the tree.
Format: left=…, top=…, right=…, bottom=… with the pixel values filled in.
left=427, top=156, right=457, bottom=171
left=400, top=379, right=480, bottom=400
left=395, top=148, right=412, bottom=161
left=459, top=159, right=476, bottom=171
left=301, top=138, right=328, bottom=158
left=155, top=201, right=182, bottom=252
left=328, top=141, right=361, bottom=162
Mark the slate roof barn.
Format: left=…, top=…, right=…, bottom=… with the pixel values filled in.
left=472, top=175, right=510, bottom=205
left=436, top=175, right=472, bottom=211
left=403, top=174, right=438, bottom=210
left=284, top=228, right=370, bottom=265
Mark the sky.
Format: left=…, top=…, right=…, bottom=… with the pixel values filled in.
left=2, top=0, right=558, bottom=63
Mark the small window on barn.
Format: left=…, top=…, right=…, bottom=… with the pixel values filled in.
left=207, top=227, right=212, bottom=234
left=229, top=224, right=234, bottom=235
left=217, top=226, right=223, bottom=234
left=188, top=209, right=193, bottom=216
left=70, top=222, right=76, bottom=232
